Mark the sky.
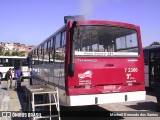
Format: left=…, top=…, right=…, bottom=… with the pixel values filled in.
left=0, top=0, right=160, bottom=47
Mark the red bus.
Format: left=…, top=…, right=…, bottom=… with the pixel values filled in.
left=28, top=16, right=146, bottom=106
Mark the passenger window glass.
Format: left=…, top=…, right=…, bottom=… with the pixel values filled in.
left=55, top=33, right=61, bottom=48
left=74, top=26, right=138, bottom=57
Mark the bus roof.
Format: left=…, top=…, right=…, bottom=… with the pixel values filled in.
left=0, top=56, right=27, bottom=59
left=29, top=19, right=140, bottom=54
left=143, top=45, right=160, bottom=51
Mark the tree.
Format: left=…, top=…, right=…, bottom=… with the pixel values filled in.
left=149, top=41, right=160, bottom=46
left=11, top=51, right=25, bottom=56
left=5, top=51, right=11, bottom=56
left=0, top=46, right=4, bottom=55
left=18, top=51, right=25, bottom=56
left=0, top=46, right=3, bottom=51
left=0, top=51, right=3, bottom=55
left=11, top=51, right=17, bottom=56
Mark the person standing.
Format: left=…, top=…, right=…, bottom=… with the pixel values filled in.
left=15, top=66, right=22, bottom=89
left=0, top=72, right=3, bottom=85
left=5, top=68, right=13, bottom=90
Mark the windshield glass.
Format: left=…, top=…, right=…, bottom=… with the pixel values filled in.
left=73, top=25, right=139, bottom=57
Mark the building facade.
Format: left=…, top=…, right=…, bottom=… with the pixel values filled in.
left=0, top=42, right=35, bottom=56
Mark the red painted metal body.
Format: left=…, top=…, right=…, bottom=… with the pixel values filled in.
left=66, top=20, right=145, bottom=96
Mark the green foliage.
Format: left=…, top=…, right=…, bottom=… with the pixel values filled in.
left=18, top=51, right=25, bottom=56
left=11, top=51, right=25, bottom=56
left=0, top=46, right=3, bottom=51
left=55, top=53, right=62, bottom=60
left=0, top=50, right=25, bottom=56
left=150, top=41, right=160, bottom=46
left=0, top=46, right=4, bottom=55
left=0, top=45, right=25, bottom=56
left=0, top=51, right=4, bottom=55
left=4, top=51, right=11, bottom=56
left=11, top=51, right=17, bottom=56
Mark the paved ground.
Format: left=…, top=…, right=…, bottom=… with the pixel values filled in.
left=0, top=80, right=28, bottom=120
left=0, top=79, right=160, bottom=120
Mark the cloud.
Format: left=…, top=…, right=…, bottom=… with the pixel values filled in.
left=79, top=0, right=105, bottom=19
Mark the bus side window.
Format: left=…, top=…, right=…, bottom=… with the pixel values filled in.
left=156, top=52, right=160, bottom=73
left=37, top=46, right=41, bottom=64
left=61, top=31, right=66, bottom=61
left=44, top=41, right=49, bottom=63
left=55, top=33, right=61, bottom=62
left=39, top=45, right=44, bottom=64
left=55, top=33, right=61, bottom=48
left=62, top=31, right=66, bottom=45
left=50, top=37, right=55, bottom=63
left=35, top=48, right=39, bottom=65
left=3, top=58, right=13, bottom=66
left=144, top=51, right=148, bottom=65
left=54, top=31, right=66, bottom=62
left=0, top=58, right=3, bottom=66
left=33, top=49, right=38, bottom=65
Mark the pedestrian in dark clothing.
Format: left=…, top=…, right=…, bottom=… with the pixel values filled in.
left=0, top=72, right=3, bottom=84
left=15, top=66, right=22, bottom=89
left=5, top=68, right=13, bottom=90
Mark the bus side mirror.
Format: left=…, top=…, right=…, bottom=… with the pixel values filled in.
left=68, top=63, right=75, bottom=77
left=68, top=21, right=77, bottom=78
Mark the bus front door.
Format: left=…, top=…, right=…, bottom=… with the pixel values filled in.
left=149, top=52, right=155, bottom=88
left=154, top=51, right=160, bottom=111
left=149, top=51, right=160, bottom=111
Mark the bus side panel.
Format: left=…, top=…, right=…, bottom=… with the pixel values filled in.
left=31, top=62, right=66, bottom=88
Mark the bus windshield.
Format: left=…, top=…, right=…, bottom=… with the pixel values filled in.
left=74, top=25, right=139, bottom=57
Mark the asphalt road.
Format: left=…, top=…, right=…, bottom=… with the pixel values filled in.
left=0, top=80, right=160, bottom=120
